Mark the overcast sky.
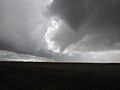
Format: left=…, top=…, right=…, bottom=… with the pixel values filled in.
left=0, top=0, right=120, bottom=62
left=0, top=0, right=50, bottom=56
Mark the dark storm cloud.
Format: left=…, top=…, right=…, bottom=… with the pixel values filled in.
left=50, top=0, right=120, bottom=31
left=49, top=0, right=120, bottom=51
left=49, top=0, right=101, bottom=31
left=1, top=0, right=120, bottom=59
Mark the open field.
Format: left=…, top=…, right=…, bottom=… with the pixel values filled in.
left=0, top=62, right=120, bottom=89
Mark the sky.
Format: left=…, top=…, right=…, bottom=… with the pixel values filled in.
left=0, top=0, right=120, bottom=62
left=0, top=0, right=50, bottom=56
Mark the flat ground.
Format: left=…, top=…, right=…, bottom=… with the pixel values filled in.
left=0, top=62, right=120, bottom=89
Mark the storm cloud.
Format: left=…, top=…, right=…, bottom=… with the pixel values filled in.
left=0, top=0, right=120, bottom=60
left=48, top=0, right=120, bottom=52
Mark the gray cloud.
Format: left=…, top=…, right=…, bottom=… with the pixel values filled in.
left=1, top=0, right=120, bottom=60
left=0, top=0, right=52, bottom=57
left=48, top=0, right=120, bottom=52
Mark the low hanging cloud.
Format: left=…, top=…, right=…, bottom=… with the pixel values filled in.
left=1, top=0, right=120, bottom=62
left=46, top=0, right=120, bottom=52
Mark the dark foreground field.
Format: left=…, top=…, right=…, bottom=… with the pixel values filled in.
left=0, top=62, right=120, bottom=89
